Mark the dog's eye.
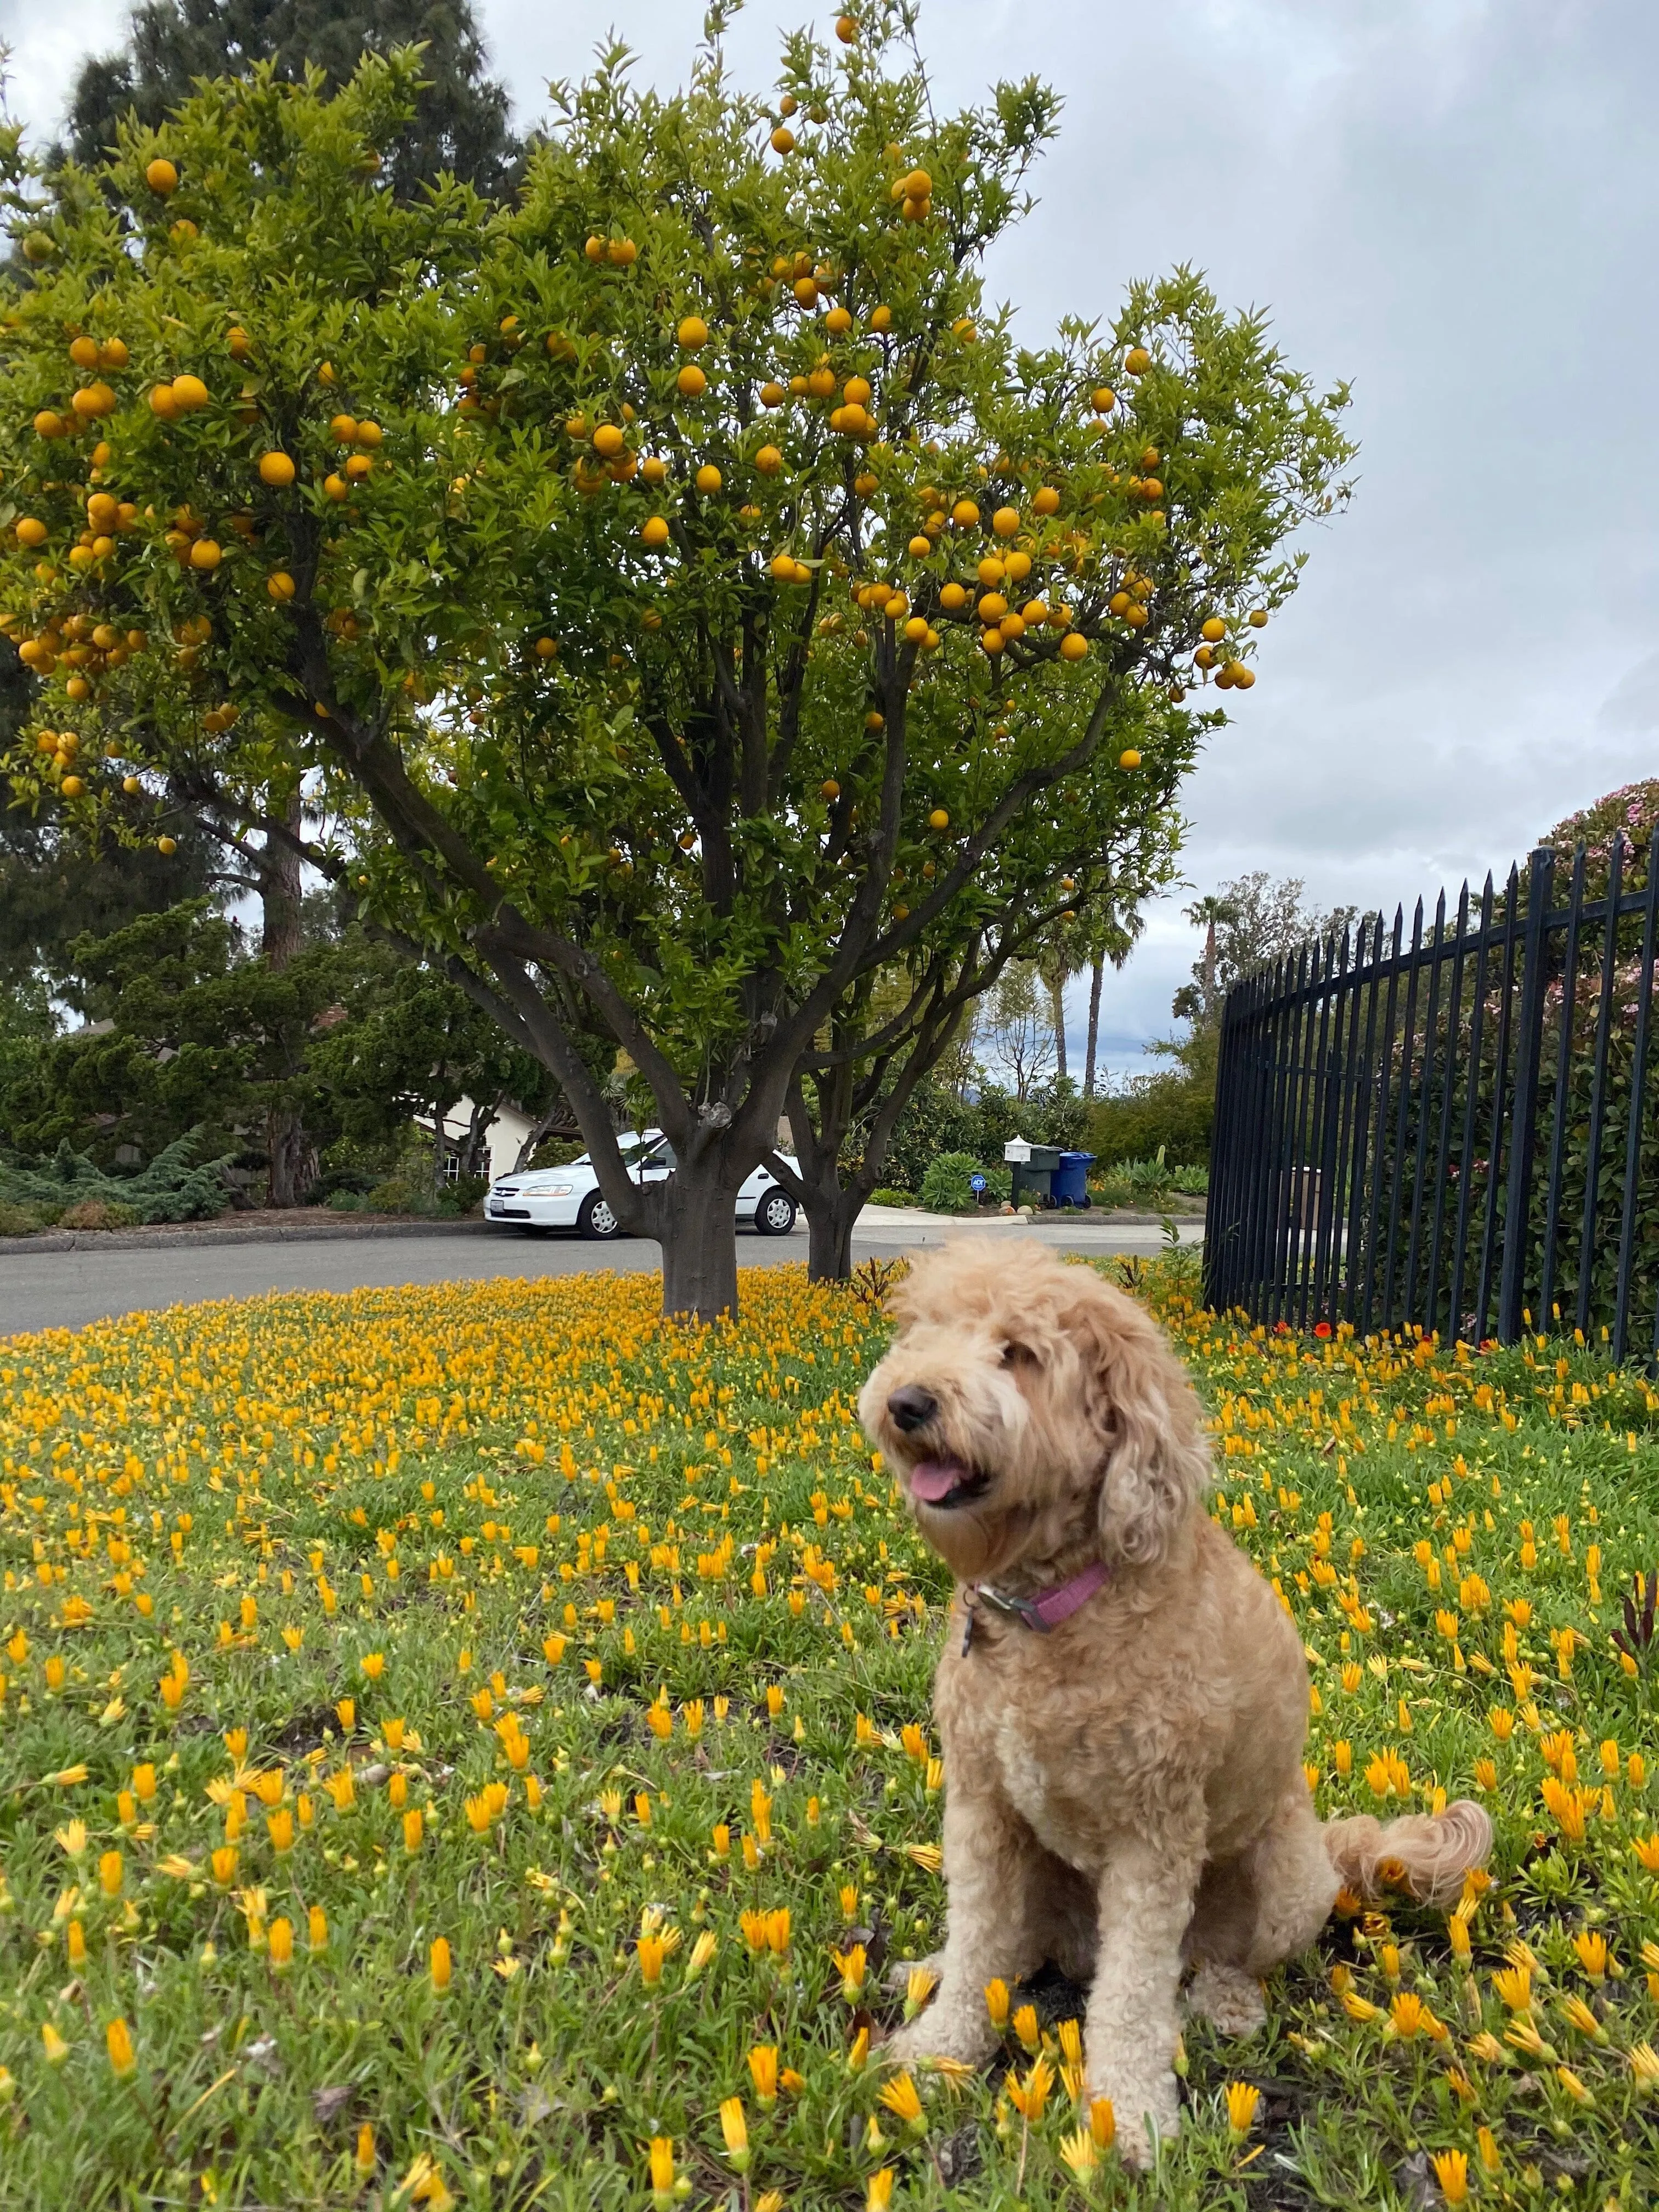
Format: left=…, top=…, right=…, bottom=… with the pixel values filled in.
left=1001, top=1341, right=1038, bottom=1369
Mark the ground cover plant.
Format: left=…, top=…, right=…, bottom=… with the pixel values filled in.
left=0, top=1265, right=1657, bottom=2207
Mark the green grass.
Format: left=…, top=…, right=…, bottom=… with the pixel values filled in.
left=0, top=1261, right=1657, bottom=2207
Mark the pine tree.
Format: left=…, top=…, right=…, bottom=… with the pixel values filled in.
left=67, top=0, right=518, bottom=198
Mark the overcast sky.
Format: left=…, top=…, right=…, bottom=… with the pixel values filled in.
left=5, top=0, right=1657, bottom=1080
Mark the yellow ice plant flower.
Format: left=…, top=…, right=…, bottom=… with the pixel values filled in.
left=984, top=1978, right=1011, bottom=2030
left=1058, top=2126, right=1097, bottom=2179
left=1430, top=2149, right=1469, bottom=2204
left=1388, top=1993, right=1447, bottom=2041
left=747, top=2045, right=779, bottom=2104
left=430, top=1937, right=452, bottom=1993
left=1573, top=1928, right=1609, bottom=1983
left=1005, top=2053, right=1054, bottom=2123
left=55, top=1820, right=88, bottom=1859
left=1630, top=2041, right=1659, bottom=2090
left=99, top=1850, right=122, bottom=1897
left=865, top=2170, right=894, bottom=2211
left=308, top=1906, right=328, bottom=1953
left=904, top=1965, right=938, bottom=2021
left=684, top=1931, right=717, bottom=1981
left=1555, top=2064, right=1594, bottom=2106
left=719, top=2097, right=749, bottom=2170
left=832, top=1943, right=867, bottom=2000
left=1013, top=2002, right=1041, bottom=2054
left=878, top=2070, right=925, bottom=2130
left=1224, top=2080, right=1261, bottom=2136
left=1492, top=1963, right=1532, bottom=2013
left=268, top=1917, right=294, bottom=1971
left=1559, top=1994, right=1604, bottom=2039
left=637, top=1933, right=668, bottom=1986
left=41, top=2023, right=69, bottom=2065
left=1089, top=2096, right=1115, bottom=2149
left=647, top=2137, right=676, bottom=2210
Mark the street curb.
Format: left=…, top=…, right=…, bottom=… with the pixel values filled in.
left=0, top=1218, right=496, bottom=1259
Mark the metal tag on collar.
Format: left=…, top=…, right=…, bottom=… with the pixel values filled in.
left=976, top=1583, right=1048, bottom=1632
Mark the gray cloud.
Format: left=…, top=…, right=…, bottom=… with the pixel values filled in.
left=6, top=0, right=1656, bottom=1046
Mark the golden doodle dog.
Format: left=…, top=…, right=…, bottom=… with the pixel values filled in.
left=859, top=1241, right=1491, bottom=2164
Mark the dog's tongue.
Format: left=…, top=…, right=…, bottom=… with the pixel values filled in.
left=909, top=1459, right=964, bottom=1504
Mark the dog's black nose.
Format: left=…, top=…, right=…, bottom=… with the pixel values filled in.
left=887, top=1385, right=938, bottom=1433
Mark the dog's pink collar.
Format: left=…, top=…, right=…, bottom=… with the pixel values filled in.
left=962, top=1559, right=1110, bottom=1651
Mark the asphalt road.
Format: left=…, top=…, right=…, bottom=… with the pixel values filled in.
left=0, top=1218, right=1201, bottom=1338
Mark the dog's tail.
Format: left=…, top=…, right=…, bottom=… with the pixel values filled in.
left=1321, top=1799, right=1492, bottom=1908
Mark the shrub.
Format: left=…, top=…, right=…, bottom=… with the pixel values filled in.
left=918, top=1152, right=981, bottom=1214
left=0, top=1130, right=233, bottom=1223
left=0, top=1201, right=45, bottom=1236
left=58, top=1199, right=142, bottom=1231
left=437, top=1174, right=490, bottom=1218
left=1088, top=1069, right=1214, bottom=1169
left=868, top=1188, right=915, bottom=1208
left=363, top=1176, right=433, bottom=1215
left=881, top=1079, right=1088, bottom=1193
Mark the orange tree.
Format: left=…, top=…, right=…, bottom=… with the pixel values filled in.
left=0, top=18, right=1352, bottom=1318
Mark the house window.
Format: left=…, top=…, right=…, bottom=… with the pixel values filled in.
left=442, top=1152, right=461, bottom=1184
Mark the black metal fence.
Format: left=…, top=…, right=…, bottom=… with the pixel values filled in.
left=1205, top=831, right=1659, bottom=1355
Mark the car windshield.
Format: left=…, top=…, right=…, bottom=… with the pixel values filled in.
left=571, top=1134, right=665, bottom=1169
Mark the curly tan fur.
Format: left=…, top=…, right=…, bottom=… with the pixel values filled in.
left=859, top=1241, right=1491, bottom=2166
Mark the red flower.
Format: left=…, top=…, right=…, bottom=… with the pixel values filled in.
left=1314, top=1321, right=1333, bottom=1339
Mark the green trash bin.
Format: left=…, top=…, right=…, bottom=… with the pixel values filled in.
left=1003, top=1138, right=1062, bottom=1209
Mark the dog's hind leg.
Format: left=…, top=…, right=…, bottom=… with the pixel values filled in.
left=886, top=1778, right=1049, bottom=2066
left=1182, top=1855, right=1266, bottom=2035
left=1242, top=1785, right=1341, bottom=1976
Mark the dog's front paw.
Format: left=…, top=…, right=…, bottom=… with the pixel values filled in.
left=1090, top=2057, right=1180, bottom=2169
left=884, top=1999, right=995, bottom=2070
left=1185, top=1961, right=1267, bottom=2038
left=882, top=1948, right=945, bottom=1997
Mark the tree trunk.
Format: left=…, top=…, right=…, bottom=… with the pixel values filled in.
left=461, top=1094, right=498, bottom=1178
left=514, top=1094, right=579, bottom=1171
left=267, top=1111, right=314, bottom=1211
left=652, top=1158, right=742, bottom=1323
left=1049, top=971, right=1068, bottom=1083
left=806, top=1187, right=859, bottom=1282
left=263, top=791, right=311, bottom=1208
left=1084, top=955, right=1105, bottom=1099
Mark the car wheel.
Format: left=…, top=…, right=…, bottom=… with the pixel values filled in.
left=753, top=1189, right=797, bottom=1236
left=577, top=1190, right=623, bottom=1240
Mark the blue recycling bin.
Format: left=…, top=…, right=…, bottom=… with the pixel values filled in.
left=1053, top=1150, right=1095, bottom=1206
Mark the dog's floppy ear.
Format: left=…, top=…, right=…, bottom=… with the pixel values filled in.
left=1071, top=1278, right=1209, bottom=1567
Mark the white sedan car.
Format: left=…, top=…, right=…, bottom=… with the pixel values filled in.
left=484, top=1130, right=798, bottom=1240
